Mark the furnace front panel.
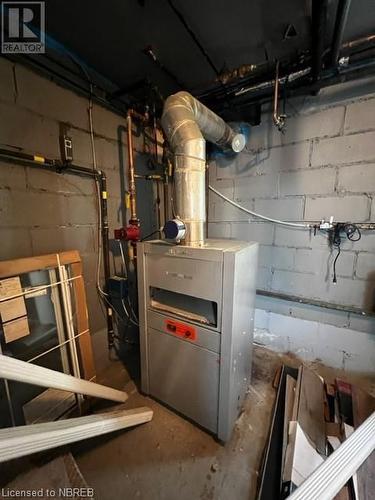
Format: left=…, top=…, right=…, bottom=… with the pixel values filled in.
left=137, top=239, right=258, bottom=442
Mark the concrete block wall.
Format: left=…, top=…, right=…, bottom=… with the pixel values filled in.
left=254, top=309, right=375, bottom=373
left=1, top=56, right=373, bottom=373
left=0, top=57, right=157, bottom=374
left=208, top=81, right=375, bottom=372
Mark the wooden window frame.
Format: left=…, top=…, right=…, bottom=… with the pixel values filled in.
left=0, top=250, right=96, bottom=382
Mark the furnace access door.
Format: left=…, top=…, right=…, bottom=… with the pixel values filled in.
left=137, top=239, right=258, bottom=442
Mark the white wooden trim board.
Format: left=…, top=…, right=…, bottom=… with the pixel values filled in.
left=287, top=411, right=375, bottom=500
left=0, top=407, right=153, bottom=463
left=0, top=354, right=128, bottom=403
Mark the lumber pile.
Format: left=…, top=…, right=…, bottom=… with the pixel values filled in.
left=257, top=365, right=375, bottom=500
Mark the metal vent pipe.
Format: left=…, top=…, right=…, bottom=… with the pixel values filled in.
left=162, top=91, right=245, bottom=245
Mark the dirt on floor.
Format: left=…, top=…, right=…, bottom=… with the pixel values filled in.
left=71, top=345, right=375, bottom=500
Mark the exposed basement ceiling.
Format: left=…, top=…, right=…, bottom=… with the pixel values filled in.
left=7, top=0, right=375, bottom=116
left=45, top=0, right=313, bottom=94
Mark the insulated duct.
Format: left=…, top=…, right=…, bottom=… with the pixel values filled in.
left=162, top=91, right=246, bottom=245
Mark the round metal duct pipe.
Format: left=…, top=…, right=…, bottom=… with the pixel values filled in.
left=162, top=91, right=245, bottom=246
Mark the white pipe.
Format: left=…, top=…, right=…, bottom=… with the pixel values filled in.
left=209, top=185, right=312, bottom=228
left=0, top=354, right=128, bottom=403
left=287, top=411, right=375, bottom=500
left=0, top=407, right=153, bottom=463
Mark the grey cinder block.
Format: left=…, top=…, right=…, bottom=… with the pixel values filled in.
left=345, top=98, right=375, bottom=134
left=231, top=222, right=275, bottom=245
left=0, top=57, right=16, bottom=104
left=312, top=131, right=375, bottom=166
left=234, top=173, right=278, bottom=200
left=254, top=197, right=305, bottom=221
left=0, top=228, right=32, bottom=260
left=337, top=163, right=375, bottom=194
left=355, top=252, right=375, bottom=280
left=280, top=168, right=336, bottom=196
left=305, top=195, right=370, bottom=222
left=30, top=226, right=96, bottom=255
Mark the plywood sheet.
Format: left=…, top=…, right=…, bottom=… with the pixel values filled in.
left=70, top=262, right=96, bottom=382
left=297, top=366, right=325, bottom=455
left=337, top=379, right=354, bottom=426
left=3, top=316, right=30, bottom=343
left=282, top=375, right=296, bottom=477
left=0, top=277, right=26, bottom=322
left=290, top=422, right=325, bottom=488
left=257, top=365, right=299, bottom=500
left=291, top=366, right=302, bottom=421
left=23, top=388, right=76, bottom=424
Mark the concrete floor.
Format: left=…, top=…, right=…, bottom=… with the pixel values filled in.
left=72, top=345, right=375, bottom=500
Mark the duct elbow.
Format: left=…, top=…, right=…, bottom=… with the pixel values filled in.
left=162, top=91, right=246, bottom=154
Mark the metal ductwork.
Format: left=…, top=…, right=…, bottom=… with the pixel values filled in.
left=162, top=91, right=246, bottom=245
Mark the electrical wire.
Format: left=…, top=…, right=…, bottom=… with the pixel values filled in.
left=99, top=289, right=133, bottom=327
left=74, top=55, right=107, bottom=300
left=91, top=126, right=107, bottom=297
left=330, top=223, right=361, bottom=283
left=118, top=239, right=127, bottom=276
left=121, top=299, right=139, bottom=326
left=117, top=239, right=139, bottom=325
left=141, top=229, right=161, bottom=241
left=346, top=224, right=362, bottom=242
left=126, top=296, right=139, bottom=322
left=95, top=180, right=108, bottom=297
left=209, top=185, right=313, bottom=228
left=332, top=246, right=341, bottom=284
left=97, top=291, right=137, bottom=352
left=209, top=185, right=375, bottom=230
left=209, top=186, right=371, bottom=284
left=118, top=239, right=132, bottom=280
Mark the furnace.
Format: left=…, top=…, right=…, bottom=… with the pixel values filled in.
left=136, top=91, right=258, bottom=441
left=137, top=239, right=258, bottom=441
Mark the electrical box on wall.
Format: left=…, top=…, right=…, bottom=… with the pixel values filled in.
left=60, top=135, right=73, bottom=163
left=108, top=276, right=128, bottom=300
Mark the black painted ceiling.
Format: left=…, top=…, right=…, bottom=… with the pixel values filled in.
left=9, top=0, right=372, bottom=115
left=44, top=0, right=374, bottom=97
left=46, top=0, right=313, bottom=96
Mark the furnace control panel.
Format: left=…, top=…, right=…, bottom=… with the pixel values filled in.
left=164, top=319, right=196, bottom=342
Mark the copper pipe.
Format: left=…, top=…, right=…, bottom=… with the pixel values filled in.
left=126, top=112, right=137, bottom=225
left=273, top=61, right=280, bottom=124
left=342, top=33, right=375, bottom=51
left=272, top=61, right=286, bottom=132
left=126, top=109, right=148, bottom=226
